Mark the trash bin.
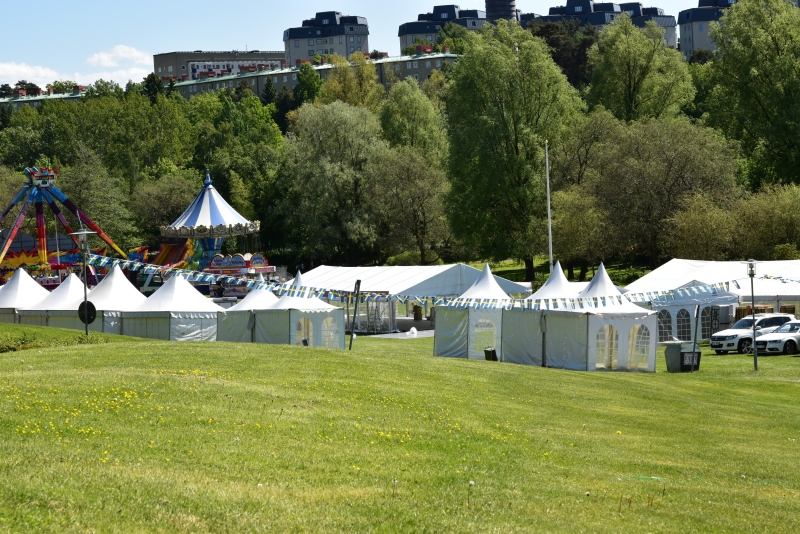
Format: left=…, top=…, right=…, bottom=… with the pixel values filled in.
left=664, top=343, right=701, bottom=372
left=484, top=347, right=498, bottom=361
left=413, top=305, right=423, bottom=321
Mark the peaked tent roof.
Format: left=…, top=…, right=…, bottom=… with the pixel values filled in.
left=528, top=261, right=584, bottom=300
left=0, top=268, right=50, bottom=308
left=22, top=274, right=85, bottom=311
left=459, top=264, right=510, bottom=300
left=167, top=170, right=251, bottom=230
left=133, top=274, right=223, bottom=313
left=291, top=264, right=528, bottom=297
left=87, top=265, right=147, bottom=311
left=580, top=263, right=621, bottom=298
left=271, top=271, right=338, bottom=312
left=227, top=285, right=279, bottom=312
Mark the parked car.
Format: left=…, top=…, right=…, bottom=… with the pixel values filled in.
left=709, top=313, right=795, bottom=354
left=754, top=320, right=800, bottom=355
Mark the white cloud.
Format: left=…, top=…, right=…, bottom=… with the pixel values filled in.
left=86, top=45, right=152, bottom=68
left=0, top=46, right=153, bottom=89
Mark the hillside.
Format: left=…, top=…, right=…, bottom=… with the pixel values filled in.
left=1, top=325, right=799, bottom=532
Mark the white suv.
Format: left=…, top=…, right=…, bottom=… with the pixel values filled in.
left=710, top=313, right=795, bottom=354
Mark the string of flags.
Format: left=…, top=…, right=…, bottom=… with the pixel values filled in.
left=85, top=254, right=761, bottom=310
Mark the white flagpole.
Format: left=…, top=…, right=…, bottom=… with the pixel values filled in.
left=546, top=140, right=553, bottom=274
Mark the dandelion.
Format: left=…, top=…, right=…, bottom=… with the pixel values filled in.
left=616, top=430, right=622, bottom=435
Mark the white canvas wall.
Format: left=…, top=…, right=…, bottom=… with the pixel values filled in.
left=253, top=309, right=345, bottom=348
left=500, top=309, right=543, bottom=366
left=0, top=308, right=17, bottom=324
left=122, top=312, right=218, bottom=342
left=218, top=311, right=255, bottom=343
left=434, top=307, right=503, bottom=360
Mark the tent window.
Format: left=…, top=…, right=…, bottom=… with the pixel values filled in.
left=322, top=317, right=338, bottom=348
left=296, top=317, right=313, bottom=346
left=628, top=325, right=650, bottom=370
left=474, top=318, right=496, bottom=351
left=657, top=310, right=672, bottom=342
left=676, top=309, right=692, bottom=341
left=596, top=325, right=618, bottom=370
left=701, top=307, right=712, bottom=340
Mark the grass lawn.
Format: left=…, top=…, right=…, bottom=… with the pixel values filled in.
left=1, top=325, right=799, bottom=532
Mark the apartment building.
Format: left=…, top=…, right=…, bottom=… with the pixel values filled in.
left=171, top=52, right=458, bottom=102
left=398, top=5, right=487, bottom=53
left=0, top=86, right=87, bottom=110
left=154, top=51, right=284, bottom=82
left=283, top=12, right=370, bottom=66
left=531, top=1, right=678, bottom=48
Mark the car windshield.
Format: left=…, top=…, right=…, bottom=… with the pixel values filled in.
left=774, top=323, right=800, bottom=333
left=732, top=318, right=753, bottom=329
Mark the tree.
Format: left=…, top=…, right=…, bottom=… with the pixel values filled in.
left=0, top=84, right=12, bottom=98
left=446, top=20, right=583, bottom=281
left=421, top=70, right=447, bottom=110
left=667, top=192, right=736, bottom=261
left=550, top=108, right=622, bottom=189
left=729, top=185, right=800, bottom=260
left=273, top=86, right=295, bottom=133
left=379, top=78, right=446, bottom=160
left=552, top=186, right=612, bottom=280
left=260, top=76, right=277, bottom=105
left=131, top=167, right=202, bottom=247
left=0, top=105, right=11, bottom=131
left=529, top=19, right=599, bottom=88
left=402, top=37, right=433, bottom=57
left=369, top=146, right=449, bottom=264
left=276, top=101, right=386, bottom=265
left=317, top=53, right=384, bottom=112
left=688, top=48, right=713, bottom=65
left=708, top=0, right=800, bottom=186
left=438, top=22, right=474, bottom=55
left=142, top=73, right=165, bottom=105
left=589, top=117, right=739, bottom=268
left=587, top=15, right=694, bottom=122
left=293, top=63, right=322, bottom=107
left=46, top=80, right=78, bottom=94
left=83, top=79, right=124, bottom=100
left=14, top=80, right=41, bottom=94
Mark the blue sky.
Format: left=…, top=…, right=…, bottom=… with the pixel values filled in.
left=0, top=0, right=698, bottom=87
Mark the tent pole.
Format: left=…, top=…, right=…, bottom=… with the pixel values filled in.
left=692, top=304, right=700, bottom=372
left=349, top=280, right=361, bottom=350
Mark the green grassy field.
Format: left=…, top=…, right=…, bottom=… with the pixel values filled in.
left=1, top=324, right=799, bottom=532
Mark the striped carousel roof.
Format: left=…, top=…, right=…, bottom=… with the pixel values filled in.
left=166, top=170, right=252, bottom=233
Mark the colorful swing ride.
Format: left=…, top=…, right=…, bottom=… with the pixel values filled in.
left=0, top=167, right=127, bottom=270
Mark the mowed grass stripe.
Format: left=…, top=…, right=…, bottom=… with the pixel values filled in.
left=0, top=324, right=799, bottom=532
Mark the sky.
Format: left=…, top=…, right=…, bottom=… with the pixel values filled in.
left=0, top=0, right=699, bottom=88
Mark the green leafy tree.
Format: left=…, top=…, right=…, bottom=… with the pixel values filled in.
left=529, top=19, right=599, bottom=88
left=438, top=21, right=474, bottom=55
left=552, top=186, right=612, bottom=280
left=0, top=84, right=12, bottom=98
left=445, top=20, right=583, bottom=281
left=379, top=78, right=446, bottom=160
left=708, top=0, right=800, bottom=186
left=83, top=79, right=124, bottom=100
left=142, top=73, right=165, bottom=105
left=131, top=167, right=202, bottom=247
left=277, top=101, right=386, bottom=265
left=667, top=192, right=736, bottom=261
left=260, top=77, right=277, bottom=105
left=46, top=80, right=78, bottom=94
left=0, top=105, right=11, bottom=131
left=293, top=63, right=323, bottom=107
left=402, top=37, right=433, bottom=57
left=14, top=80, right=41, bottom=94
left=273, top=86, right=295, bottom=133
left=318, top=53, right=385, bottom=112
left=587, top=14, right=694, bottom=122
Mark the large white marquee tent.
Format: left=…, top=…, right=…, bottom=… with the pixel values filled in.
left=297, top=264, right=529, bottom=333
left=434, top=264, right=510, bottom=360
left=502, top=264, right=658, bottom=372
left=217, top=285, right=279, bottom=343
left=122, top=274, right=223, bottom=341
left=0, top=269, right=49, bottom=323
left=252, top=272, right=345, bottom=348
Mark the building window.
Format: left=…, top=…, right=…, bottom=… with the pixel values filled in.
left=426, top=61, right=431, bottom=68
left=677, top=309, right=692, bottom=341
left=350, top=47, right=355, bottom=53
left=436, top=60, right=441, bottom=67
left=316, top=30, right=321, bottom=35
left=273, top=76, right=278, bottom=83
left=407, top=62, right=412, bottom=69
left=283, top=76, right=287, bottom=82
left=414, top=74, right=419, bottom=80
left=251, top=79, right=255, bottom=85
left=413, top=61, right=418, bottom=68
left=427, top=35, right=433, bottom=41
left=157, top=67, right=162, bottom=73
left=295, top=40, right=299, bottom=47
left=339, top=37, right=343, bottom=44
left=699, top=24, right=704, bottom=31
left=395, top=64, right=400, bottom=71
left=292, top=74, right=297, bottom=80
left=412, top=36, right=417, bottom=43
left=308, top=39, right=314, bottom=46
left=349, top=36, right=354, bottom=42
left=357, top=36, right=361, bottom=44
left=349, top=26, right=354, bottom=32
left=309, top=50, right=314, bottom=57
left=575, top=6, right=583, bottom=12
left=181, top=65, right=186, bottom=70
left=441, top=13, right=448, bottom=18
left=318, top=49, right=323, bottom=55
left=168, top=66, right=173, bottom=72
left=316, top=39, right=322, bottom=45
left=322, top=18, right=329, bottom=24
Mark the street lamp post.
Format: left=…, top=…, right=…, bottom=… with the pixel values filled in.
left=747, top=259, right=758, bottom=371
left=70, top=229, right=96, bottom=336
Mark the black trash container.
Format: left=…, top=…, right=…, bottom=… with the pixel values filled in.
left=484, top=347, right=498, bottom=361
left=665, top=344, right=701, bottom=372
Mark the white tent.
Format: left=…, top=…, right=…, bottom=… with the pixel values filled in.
left=0, top=269, right=49, bottom=323
left=18, top=274, right=86, bottom=327
left=296, top=264, right=529, bottom=333
left=502, top=264, right=658, bottom=372
left=253, top=272, right=345, bottom=348
left=646, top=281, right=739, bottom=342
left=45, top=266, right=147, bottom=334
left=217, top=285, right=279, bottom=343
left=528, top=261, right=585, bottom=300
left=122, top=274, right=223, bottom=341
left=434, top=264, right=510, bottom=360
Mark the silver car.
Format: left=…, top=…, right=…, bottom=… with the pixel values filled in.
left=754, top=321, right=800, bottom=355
